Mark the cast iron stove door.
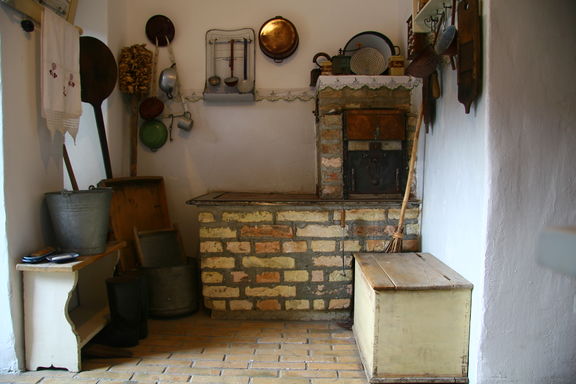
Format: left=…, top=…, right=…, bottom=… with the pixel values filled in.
left=346, top=150, right=403, bottom=195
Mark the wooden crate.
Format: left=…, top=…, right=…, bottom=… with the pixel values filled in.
left=353, top=253, right=472, bottom=383
left=99, top=177, right=171, bottom=272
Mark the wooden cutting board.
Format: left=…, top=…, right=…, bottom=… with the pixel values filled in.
left=457, top=0, right=482, bottom=113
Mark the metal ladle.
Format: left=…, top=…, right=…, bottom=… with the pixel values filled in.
left=237, top=38, right=253, bottom=93
left=224, top=39, right=238, bottom=87
left=208, top=39, right=221, bottom=86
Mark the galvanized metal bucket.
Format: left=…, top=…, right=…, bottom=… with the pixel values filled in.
left=45, top=188, right=112, bottom=255
left=144, top=263, right=198, bottom=317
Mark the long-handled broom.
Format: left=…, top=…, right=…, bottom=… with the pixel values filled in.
left=384, top=106, right=424, bottom=253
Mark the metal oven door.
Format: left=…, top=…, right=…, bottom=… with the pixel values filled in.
left=345, top=150, right=403, bottom=195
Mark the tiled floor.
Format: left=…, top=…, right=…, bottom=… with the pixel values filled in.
left=0, top=310, right=368, bottom=384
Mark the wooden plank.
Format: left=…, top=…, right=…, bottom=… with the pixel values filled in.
left=2, top=0, right=82, bottom=32
left=354, top=254, right=395, bottom=290
left=417, top=253, right=473, bottom=289
left=98, top=177, right=171, bottom=272
left=372, top=253, right=452, bottom=290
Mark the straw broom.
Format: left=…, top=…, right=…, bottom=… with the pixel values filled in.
left=384, top=106, right=424, bottom=253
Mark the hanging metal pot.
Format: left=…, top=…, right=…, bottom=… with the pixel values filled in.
left=159, top=64, right=177, bottom=99
left=258, top=16, right=299, bottom=63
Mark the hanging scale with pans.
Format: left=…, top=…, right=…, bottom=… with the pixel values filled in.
left=258, top=16, right=299, bottom=63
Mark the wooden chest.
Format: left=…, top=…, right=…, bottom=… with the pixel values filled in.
left=353, top=253, right=472, bottom=383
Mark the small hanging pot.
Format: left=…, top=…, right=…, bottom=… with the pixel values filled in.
left=159, top=64, right=177, bottom=99
left=139, top=96, right=164, bottom=120
left=258, top=16, right=299, bottom=63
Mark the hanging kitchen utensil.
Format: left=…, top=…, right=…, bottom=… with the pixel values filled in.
left=405, top=12, right=444, bottom=78
left=435, top=0, right=458, bottom=70
left=224, top=39, right=239, bottom=87
left=457, top=0, right=482, bottom=113
left=168, top=114, right=174, bottom=141
left=258, top=16, right=299, bottom=63
left=165, top=36, right=194, bottom=131
left=310, top=52, right=331, bottom=86
left=79, top=36, right=118, bottom=179
left=208, top=39, right=221, bottom=87
left=140, top=119, right=168, bottom=151
left=159, top=64, right=177, bottom=99
left=237, top=38, right=253, bottom=93
left=343, top=31, right=395, bottom=75
left=145, top=15, right=175, bottom=47
left=139, top=40, right=164, bottom=120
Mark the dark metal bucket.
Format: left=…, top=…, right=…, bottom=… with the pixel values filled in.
left=45, top=188, right=112, bottom=255
left=144, top=263, right=198, bottom=317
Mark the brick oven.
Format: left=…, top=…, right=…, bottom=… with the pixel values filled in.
left=187, top=76, right=422, bottom=320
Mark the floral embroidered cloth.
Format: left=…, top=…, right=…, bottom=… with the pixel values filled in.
left=41, top=9, right=81, bottom=139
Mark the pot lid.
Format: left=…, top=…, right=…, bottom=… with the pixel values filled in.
left=258, top=16, right=299, bottom=61
left=145, top=15, right=175, bottom=46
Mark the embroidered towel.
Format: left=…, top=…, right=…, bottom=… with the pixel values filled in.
left=41, top=9, right=82, bottom=139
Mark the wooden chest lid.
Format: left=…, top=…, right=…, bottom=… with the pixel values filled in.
left=354, top=252, right=473, bottom=290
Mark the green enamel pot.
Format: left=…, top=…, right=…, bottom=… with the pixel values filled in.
left=140, top=119, right=168, bottom=152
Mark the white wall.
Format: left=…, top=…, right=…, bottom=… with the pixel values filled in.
left=422, top=1, right=491, bottom=383
left=421, top=66, right=487, bottom=383
left=1, top=0, right=407, bottom=370
left=417, top=1, right=489, bottom=383
left=479, top=0, right=576, bottom=382
left=422, top=0, right=576, bottom=383
left=64, top=0, right=129, bottom=188
left=0, top=5, right=64, bottom=372
left=118, top=0, right=407, bottom=256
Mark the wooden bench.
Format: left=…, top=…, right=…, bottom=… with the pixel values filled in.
left=353, top=252, right=473, bottom=383
left=17, top=242, right=125, bottom=371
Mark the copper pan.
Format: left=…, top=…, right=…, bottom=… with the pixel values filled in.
left=258, top=16, right=299, bottom=63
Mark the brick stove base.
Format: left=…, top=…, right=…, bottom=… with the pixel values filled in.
left=187, top=192, right=421, bottom=320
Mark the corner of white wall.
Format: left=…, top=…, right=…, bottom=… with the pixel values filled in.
left=0, top=26, right=17, bottom=373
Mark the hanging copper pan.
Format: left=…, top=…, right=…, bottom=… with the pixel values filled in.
left=258, top=16, right=299, bottom=63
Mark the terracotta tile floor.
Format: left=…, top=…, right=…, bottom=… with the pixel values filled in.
left=0, top=310, right=368, bottom=384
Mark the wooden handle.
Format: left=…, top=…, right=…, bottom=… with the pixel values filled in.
left=129, top=96, right=139, bottom=177
left=63, top=144, right=79, bottom=191
left=397, top=106, right=424, bottom=230
left=93, top=104, right=113, bottom=179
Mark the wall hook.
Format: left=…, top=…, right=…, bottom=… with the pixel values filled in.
left=21, top=19, right=35, bottom=32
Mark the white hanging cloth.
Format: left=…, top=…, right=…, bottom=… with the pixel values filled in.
left=41, top=8, right=82, bottom=139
